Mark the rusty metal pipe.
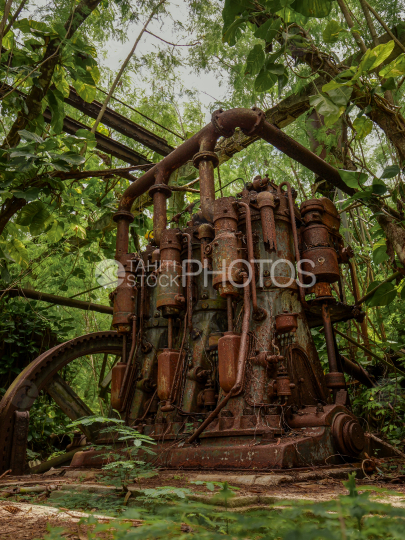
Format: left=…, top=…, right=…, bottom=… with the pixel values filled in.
left=227, top=296, right=233, bottom=333
left=340, top=355, right=375, bottom=388
left=238, top=202, right=258, bottom=314
left=115, top=107, right=354, bottom=257
left=199, top=160, right=215, bottom=222
left=168, top=317, right=173, bottom=349
left=321, top=303, right=339, bottom=373
left=187, top=274, right=250, bottom=443
left=183, top=232, right=193, bottom=331
left=279, top=181, right=308, bottom=308
left=118, top=315, right=137, bottom=399
left=153, top=191, right=168, bottom=247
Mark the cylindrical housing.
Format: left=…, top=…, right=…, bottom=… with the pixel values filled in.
left=257, top=191, right=277, bottom=251
left=275, top=312, right=298, bottom=334
left=112, top=253, right=137, bottom=332
left=212, top=197, right=242, bottom=297
left=111, top=362, right=127, bottom=411
left=301, top=246, right=339, bottom=283
left=218, top=331, right=241, bottom=392
left=157, top=348, right=181, bottom=401
left=156, top=229, right=184, bottom=316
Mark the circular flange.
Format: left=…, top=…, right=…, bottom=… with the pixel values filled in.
left=113, top=210, right=134, bottom=223
left=148, top=183, right=172, bottom=199
left=241, top=107, right=265, bottom=137
left=193, top=150, right=219, bottom=169
left=332, top=412, right=365, bottom=456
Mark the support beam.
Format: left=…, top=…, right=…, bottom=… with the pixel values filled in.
left=0, top=83, right=151, bottom=166
left=65, top=86, right=175, bottom=156
left=4, top=288, right=113, bottom=314
left=46, top=374, right=98, bottom=441
left=42, top=109, right=150, bottom=166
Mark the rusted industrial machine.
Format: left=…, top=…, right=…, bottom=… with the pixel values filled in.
left=0, top=107, right=378, bottom=474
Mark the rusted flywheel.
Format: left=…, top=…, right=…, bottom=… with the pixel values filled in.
left=0, top=331, right=123, bottom=474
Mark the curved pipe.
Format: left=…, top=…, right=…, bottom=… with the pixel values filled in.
left=187, top=273, right=250, bottom=443
left=115, top=107, right=351, bottom=254
left=279, top=181, right=308, bottom=308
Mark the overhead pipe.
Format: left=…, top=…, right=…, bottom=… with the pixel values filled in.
left=113, top=107, right=355, bottom=254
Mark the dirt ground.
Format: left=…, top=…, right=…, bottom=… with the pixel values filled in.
left=2, top=459, right=405, bottom=540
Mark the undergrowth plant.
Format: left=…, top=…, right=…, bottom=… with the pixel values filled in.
left=67, top=415, right=157, bottom=488
left=42, top=474, right=405, bottom=539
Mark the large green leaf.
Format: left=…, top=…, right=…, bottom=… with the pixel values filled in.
left=381, top=164, right=400, bottom=179
left=46, top=220, right=64, bottom=243
left=18, top=130, right=43, bottom=144
left=13, top=187, right=41, bottom=201
left=222, top=0, right=252, bottom=28
left=291, top=0, right=332, bottom=18
left=255, top=17, right=281, bottom=43
left=245, top=44, right=265, bottom=76
left=339, top=170, right=368, bottom=189
left=353, top=116, right=373, bottom=139
left=6, top=238, right=29, bottom=267
left=309, top=93, right=342, bottom=126
left=72, top=79, right=96, bottom=103
left=323, top=20, right=345, bottom=43
left=372, top=244, right=389, bottom=264
left=49, top=152, right=86, bottom=166
left=366, top=281, right=397, bottom=307
left=16, top=201, right=51, bottom=236
left=13, top=18, right=50, bottom=35
left=325, top=86, right=352, bottom=107
left=371, top=179, right=388, bottom=195
left=379, top=54, right=405, bottom=78
left=255, top=67, right=277, bottom=92
left=47, top=89, right=65, bottom=134
left=353, top=41, right=396, bottom=80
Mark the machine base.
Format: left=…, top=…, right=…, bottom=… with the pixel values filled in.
left=70, top=428, right=392, bottom=470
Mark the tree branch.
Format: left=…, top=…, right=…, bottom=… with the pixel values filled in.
left=91, top=0, right=166, bottom=135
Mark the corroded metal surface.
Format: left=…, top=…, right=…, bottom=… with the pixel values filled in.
left=0, top=332, right=123, bottom=474
left=1, top=108, right=384, bottom=474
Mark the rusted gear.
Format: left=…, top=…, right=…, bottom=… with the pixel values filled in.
left=193, top=150, right=219, bottom=169
left=0, top=331, right=123, bottom=474
left=332, top=412, right=365, bottom=456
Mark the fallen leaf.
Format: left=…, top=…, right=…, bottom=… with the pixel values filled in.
left=3, top=505, right=21, bottom=514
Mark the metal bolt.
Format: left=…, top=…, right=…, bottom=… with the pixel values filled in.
left=263, top=270, right=270, bottom=277
left=154, top=311, right=160, bottom=318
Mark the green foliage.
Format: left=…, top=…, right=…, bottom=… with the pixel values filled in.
left=67, top=415, right=156, bottom=487
left=43, top=475, right=405, bottom=539
left=323, top=20, right=346, bottom=43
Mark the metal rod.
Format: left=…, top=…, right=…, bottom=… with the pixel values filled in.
left=321, top=303, right=339, bottom=373
left=168, top=317, right=173, bottom=349
left=334, top=326, right=405, bottom=377
left=187, top=273, right=250, bottom=443
left=119, top=316, right=137, bottom=399
left=279, top=181, right=307, bottom=307
left=238, top=201, right=259, bottom=314
left=227, top=296, right=233, bottom=333
left=3, top=288, right=113, bottom=314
